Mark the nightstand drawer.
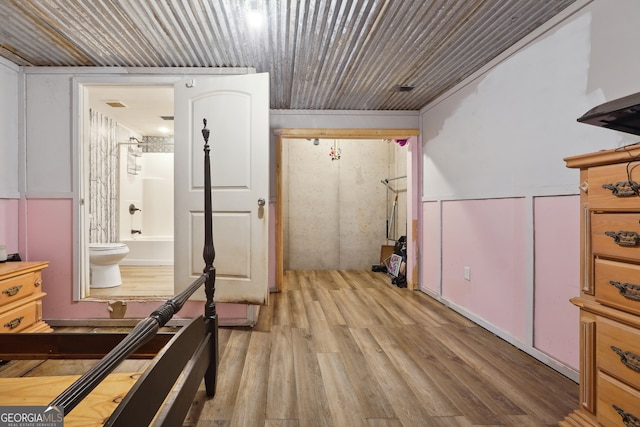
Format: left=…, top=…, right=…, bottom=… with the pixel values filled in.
left=589, top=161, right=640, bottom=210
left=592, top=213, right=640, bottom=260
left=595, top=258, right=640, bottom=316
left=598, top=372, right=640, bottom=427
left=0, top=300, right=38, bottom=333
left=597, top=316, right=640, bottom=390
left=0, top=271, right=39, bottom=308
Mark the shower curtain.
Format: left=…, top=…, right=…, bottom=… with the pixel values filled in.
left=89, top=109, right=119, bottom=243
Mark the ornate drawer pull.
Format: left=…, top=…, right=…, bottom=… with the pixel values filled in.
left=2, top=285, right=23, bottom=296
left=605, top=231, right=640, bottom=247
left=603, top=181, right=640, bottom=197
left=610, top=281, right=640, bottom=301
left=611, top=346, right=640, bottom=372
left=614, top=404, right=640, bottom=427
left=4, top=316, right=24, bottom=330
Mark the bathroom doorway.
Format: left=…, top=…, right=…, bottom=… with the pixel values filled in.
left=83, top=84, right=175, bottom=299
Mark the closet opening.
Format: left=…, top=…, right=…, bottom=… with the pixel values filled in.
left=275, top=129, right=419, bottom=292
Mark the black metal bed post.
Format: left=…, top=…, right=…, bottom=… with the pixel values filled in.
left=201, top=119, right=219, bottom=397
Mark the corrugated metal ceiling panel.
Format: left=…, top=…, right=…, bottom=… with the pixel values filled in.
left=0, top=0, right=578, bottom=110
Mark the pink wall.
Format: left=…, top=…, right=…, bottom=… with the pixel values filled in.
left=441, top=198, right=527, bottom=341
left=0, top=199, right=19, bottom=253
left=25, top=199, right=74, bottom=318
left=22, top=198, right=248, bottom=321
left=533, top=195, right=579, bottom=370
left=421, top=196, right=580, bottom=371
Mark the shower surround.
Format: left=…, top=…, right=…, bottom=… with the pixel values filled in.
left=89, top=110, right=175, bottom=266
left=119, top=136, right=174, bottom=266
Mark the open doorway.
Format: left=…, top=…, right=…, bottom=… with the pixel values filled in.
left=83, top=84, right=174, bottom=300
left=275, top=129, right=419, bottom=291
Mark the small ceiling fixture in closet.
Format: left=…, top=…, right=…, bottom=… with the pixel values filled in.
left=329, top=139, right=341, bottom=161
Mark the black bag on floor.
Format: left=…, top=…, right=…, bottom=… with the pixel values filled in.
left=392, top=236, right=407, bottom=288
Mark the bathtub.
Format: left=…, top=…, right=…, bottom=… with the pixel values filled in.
left=120, top=236, right=174, bottom=266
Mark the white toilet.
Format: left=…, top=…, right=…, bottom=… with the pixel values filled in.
left=89, top=243, right=130, bottom=288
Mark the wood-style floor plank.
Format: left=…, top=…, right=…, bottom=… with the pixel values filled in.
left=397, top=323, right=503, bottom=425
left=334, top=329, right=396, bottom=420
left=367, top=325, right=459, bottom=417
left=272, top=290, right=291, bottom=327
left=350, top=327, right=438, bottom=427
left=288, top=289, right=310, bottom=329
left=314, top=287, right=346, bottom=326
left=431, top=322, right=578, bottom=425
left=317, top=352, right=368, bottom=427
left=266, top=325, right=297, bottom=420
left=229, top=331, right=271, bottom=427
left=367, top=420, right=404, bottom=427
left=90, top=265, right=173, bottom=298
left=198, top=329, right=252, bottom=422
left=291, top=327, right=334, bottom=427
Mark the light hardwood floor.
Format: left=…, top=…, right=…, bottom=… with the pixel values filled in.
left=89, top=265, right=174, bottom=298
left=1, top=270, right=579, bottom=426
left=186, top=270, right=579, bottom=426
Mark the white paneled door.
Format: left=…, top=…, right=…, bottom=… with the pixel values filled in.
left=174, top=73, right=269, bottom=304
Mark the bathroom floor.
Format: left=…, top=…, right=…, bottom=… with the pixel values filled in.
left=89, top=266, right=173, bottom=299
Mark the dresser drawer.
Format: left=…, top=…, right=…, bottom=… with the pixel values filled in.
left=0, top=271, right=40, bottom=308
left=0, top=300, right=38, bottom=333
left=597, top=316, right=640, bottom=390
left=589, top=161, right=640, bottom=210
left=592, top=213, right=640, bottom=260
left=595, top=259, right=640, bottom=316
left=598, top=372, right=640, bottom=427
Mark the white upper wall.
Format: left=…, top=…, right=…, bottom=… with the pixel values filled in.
left=0, top=57, right=19, bottom=198
left=420, top=0, right=640, bottom=200
left=25, top=73, right=74, bottom=196
left=21, top=69, right=252, bottom=198
left=20, top=69, right=419, bottom=198
left=269, top=110, right=419, bottom=198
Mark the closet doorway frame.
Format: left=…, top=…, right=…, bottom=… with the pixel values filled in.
left=274, top=128, right=420, bottom=292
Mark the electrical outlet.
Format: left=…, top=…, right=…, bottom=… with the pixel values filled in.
left=463, top=266, right=471, bottom=281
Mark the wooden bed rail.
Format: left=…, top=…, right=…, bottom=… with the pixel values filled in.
left=49, top=273, right=211, bottom=415
left=44, top=118, right=220, bottom=421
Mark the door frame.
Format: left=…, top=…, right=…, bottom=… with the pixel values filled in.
left=73, top=75, right=179, bottom=301
left=71, top=69, right=255, bottom=301
left=274, top=128, right=420, bottom=292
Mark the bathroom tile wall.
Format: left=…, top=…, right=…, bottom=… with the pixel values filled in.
left=89, top=109, right=119, bottom=244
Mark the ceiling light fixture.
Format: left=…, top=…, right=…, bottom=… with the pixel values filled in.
left=246, top=0, right=263, bottom=29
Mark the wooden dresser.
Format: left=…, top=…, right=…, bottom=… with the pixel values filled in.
left=563, top=146, right=640, bottom=426
left=0, top=261, right=52, bottom=333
